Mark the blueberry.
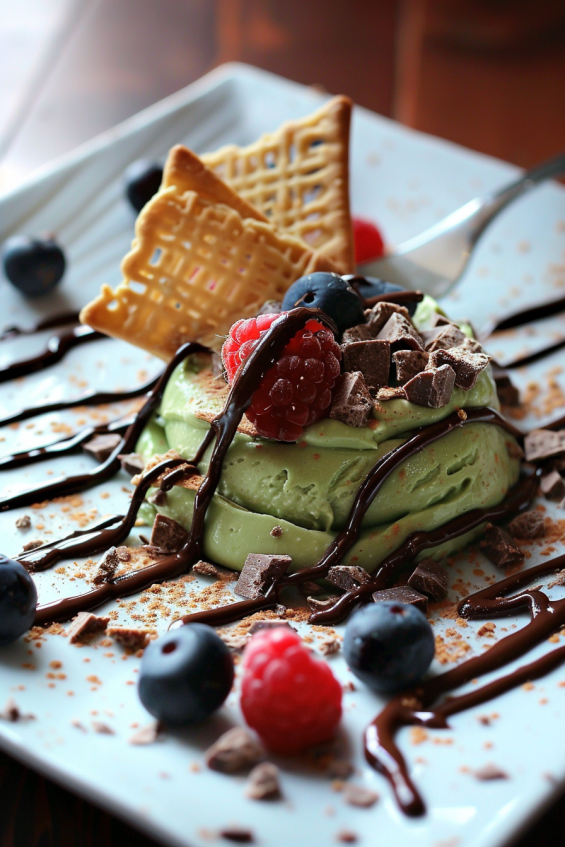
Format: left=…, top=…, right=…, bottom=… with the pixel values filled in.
left=138, top=624, right=234, bottom=724
left=125, top=160, right=163, bottom=212
left=344, top=275, right=418, bottom=317
left=281, top=272, right=365, bottom=335
left=0, top=555, right=37, bottom=645
left=343, top=602, right=434, bottom=693
left=2, top=236, right=66, bottom=297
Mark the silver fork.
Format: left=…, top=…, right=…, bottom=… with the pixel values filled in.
left=357, top=153, right=565, bottom=299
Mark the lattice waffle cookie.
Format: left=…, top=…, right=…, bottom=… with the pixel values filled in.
left=201, top=95, right=354, bottom=274
left=80, top=146, right=336, bottom=358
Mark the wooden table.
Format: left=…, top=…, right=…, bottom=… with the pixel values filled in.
left=1, top=1, right=564, bottom=843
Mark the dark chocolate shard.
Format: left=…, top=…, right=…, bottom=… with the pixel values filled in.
left=245, top=762, right=281, bottom=800
left=82, top=433, right=122, bottom=463
left=372, top=586, right=428, bottom=613
left=507, top=510, right=545, bottom=540
left=92, top=546, right=120, bottom=585
left=393, top=349, right=429, bottom=384
left=150, top=513, right=189, bottom=553
left=524, top=429, right=565, bottom=462
left=491, top=365, right=520, bottom=407
left=403, top=364, right=455, bottom=408
left=376, top=313, right=423, bottom=352
left=540, top=469, right=565, bottom=501
left=118, top=452, right=146, bottom=476
left=420, top=325, right=466, bottom=352
left=407, top=558, right=449, bottom=601
left=235, top=553, right=292, bottom=600
left=205, top=727, right=263, bottom=773
left=329, top=371, right=372, bottom=427
left=429, top=347, right=490, bottom=390
left=327, top=565, right=372, bottom=591
left=365, top=302, right=410, bottom=336
left=341, top=324, right=373, bottom=345
left=429, top=312, right=454, bottom=328
left=479, top=524, right=524, bottom=568
left=341, top=340, right=391, bottom=389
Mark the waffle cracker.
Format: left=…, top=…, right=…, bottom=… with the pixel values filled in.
left=201, top=96, right=354, bottom=274
left=80, top=147, right=334, bottom=358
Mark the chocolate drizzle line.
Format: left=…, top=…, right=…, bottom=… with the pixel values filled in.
left=0, top=325, right=103, bottom=383
left=479, top=293, right=565, bottom=338
left=0, top=311, right=80, bottom=342
left=365, top=551, right=565, bottom=817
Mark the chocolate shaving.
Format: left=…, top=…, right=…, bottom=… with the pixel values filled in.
left=429, top=347, right=490, bottom=390
left=150, top=513, right=189, bottom=553
left=235, top=554, right=291, bottom=600
left=524, top=429, right=565, bottom=462
left=372, top=586, right=428, bottom=613
left=376, top=313, right=423, bottom=352
left=92, top=546, right=120, bottom=585
left=393, top=350, right=429, bottom=384
left=420, top=325, right=466, bottom=352
left=245, top=762, right=281, bottom=800
left=407, top=558, right=449, bottom=601
left=327, top=565, right=372, bottom=591
left=540, top=469, right=565, bottom=501
left=329, top=371, right=372, bottom=427
left=205, top=727, right=263, bottom=774
left=82, top=433, right=122, bottom=463
left=341, top=340, right=391, bottom=389
left=67, top=611, right=109, bottom=643
left=402, top=365, right=456, bottom=408
left=479, top=524, right=524, bottom=569
left=118, top=452, right=146, bottom=476
left=507, top=510, right=545, bottom=540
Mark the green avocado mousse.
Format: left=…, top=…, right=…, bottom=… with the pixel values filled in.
left=135, top=289, right=521, bottom=576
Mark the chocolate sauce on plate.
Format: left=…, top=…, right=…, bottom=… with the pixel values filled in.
left=0, top=325, right=103, bottom=383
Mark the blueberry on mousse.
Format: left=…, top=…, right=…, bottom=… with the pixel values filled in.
left=125, top=160, right=163, bottom=212
left=138, top=624, right=234, bottom=724
left=281, top=272, right=365, bottom=335
left=2, top=236, right=66, bottom=297
left=0, top=555, right=38, bottom=645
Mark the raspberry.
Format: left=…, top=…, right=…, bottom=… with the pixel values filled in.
left=353, top=217, right=385, bottom=264
left=240, top=628, right=342, bottom=753
left=221, top=312, right=342, bottom=442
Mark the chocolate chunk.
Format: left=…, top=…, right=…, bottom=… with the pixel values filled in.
left=118, top=452, right=146, bottom=476
left=22, top=539, right=43, bottom=552
left=148, top=488, right=168, bottom=506
left=329, top=371, right=372, bottom=427
left=150, top=513, right=189, bottom=552
left=429, top=347, right=490, bottom=390
left=365, top=302, right=410, bottom=336
left=540, top=469, right=565, bottom=500
left=82, top=433, right=122, bottom=463
left=393, top=349, right=429, bottom=384
left=92, top=546, right=120, bottom=585
left=219, top=828, right=254, bottom=844
left=376, top=313, right=423, bottom=352
left=193, top=559, right=221, bottom=578
left=491, top=365, right=520, bottom=406
left=459, top=336, right=485, bottom=355
left=245, top=762, right=281, bottom=800
left=402, top=364, right=455, bottom=408
left=473, top=763, right=509, bottom=781
left=407, top=558, right=449, bottom=600
left=15, top=515, right=31, bottom=530
left=107, top=625, right=152, bottom=651
left=235, top=554, right=292, bottom=600
left=420, top=325, right=466, bottom=352
left=205, top=727, right=263, bottom=773
left=429, top=312, right=454, bottom=328
left=341, top=324, right=373, bottom=345
left=327, top=565, right=372, bottom=591
left=307, top=594, right=340, bottom=612
left=128, top=722, right=161, bottom=745
left=372, top=586, right=428, bottom=613
left=375, top=386, right=406, bottom=402
left=479, top=524, right=524, bottom=568
left=67, top=612, right=109, bottom=643
left=507, top=510, right=545, bottom=539
left=524, top=429, right=565, bottom=462
left=270, top=525, right=283, bottom=537
left=341, top=340, right=391, bottom=389
left=343, top=784, right=379, bottom=808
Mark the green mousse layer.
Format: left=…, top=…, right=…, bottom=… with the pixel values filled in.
left=137, top=332, right=521, bottom=574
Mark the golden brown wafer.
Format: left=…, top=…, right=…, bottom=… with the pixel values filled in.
left=201, top=96, right=354, bottom=273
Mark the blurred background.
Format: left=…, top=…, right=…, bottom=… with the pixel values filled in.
left=0, top=1, right=564, bottom=845
left=1, top=0, right=565, bottom=196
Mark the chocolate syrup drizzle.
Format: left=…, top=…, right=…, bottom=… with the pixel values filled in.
left=0, top=325, right=103, bottom=383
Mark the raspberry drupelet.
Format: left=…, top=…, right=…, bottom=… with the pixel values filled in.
left=221, top=312, right=342, bottom=442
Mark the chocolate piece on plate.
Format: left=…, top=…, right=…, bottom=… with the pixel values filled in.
left=491, top=365, right=520, bottom=406
left=372, top=586, right=428, bottom=613
left=365, top=302, right=409, bottom=336
left=67, top=611, right=109, bottom=643
left=245, top=762, right=281, bottom=800
left=343, top=784, right=380, bottom=808
left=92, top=546, right=120, bottom=585
left=205, top=727, right=263, bottom=774
left=15, top=515, right=31, bottom=530
left=341, top=324, right=373, bottom=345
left=107, top=625, right=151, bottom=651
left=479, top=524, right=524, bottom=568
left=407, top=558, right=449, bottom=600
left=341, top=340, right=391, bottom=389
left=393, top=349, right=429, bottom=384
left=219, top=828, right=255, bottom=844
left=507, top=510, right=545, bottom=539
left=329, top=372, right=372, bottom=427
left=22, top=539, right=43, bottom=552
left=192, top=559, right=221, bottom=578
left=473, top=764, right=509, bottom=781
left=420, top=324, right=466, bottom=352
left=376, top=313, right=423, bottom=352
left=429, top=347, right=490, bottom=390
left=402, top=365, right=456, bottom=408
left=540, top=469, right=565, bottom=501
left=235, top=553, right=292, bottom=600
left=327, top=565, right=372, bottom=591
left=118, top=452, right=146, bottom=476
left=82, top=433, right=122, bottom=463
left=524, top=429, right=565, bottom=462
left=150, top=513, right=189, bottom=553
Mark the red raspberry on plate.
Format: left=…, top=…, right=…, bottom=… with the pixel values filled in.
left=240, top=627, right=342, bottom=754
left=221, top=312, right=341, bottom=442
left=353, top=217, right=385, bottom=264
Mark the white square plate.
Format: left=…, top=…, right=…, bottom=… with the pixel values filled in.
left=1, top=63, right=565, bottom=847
